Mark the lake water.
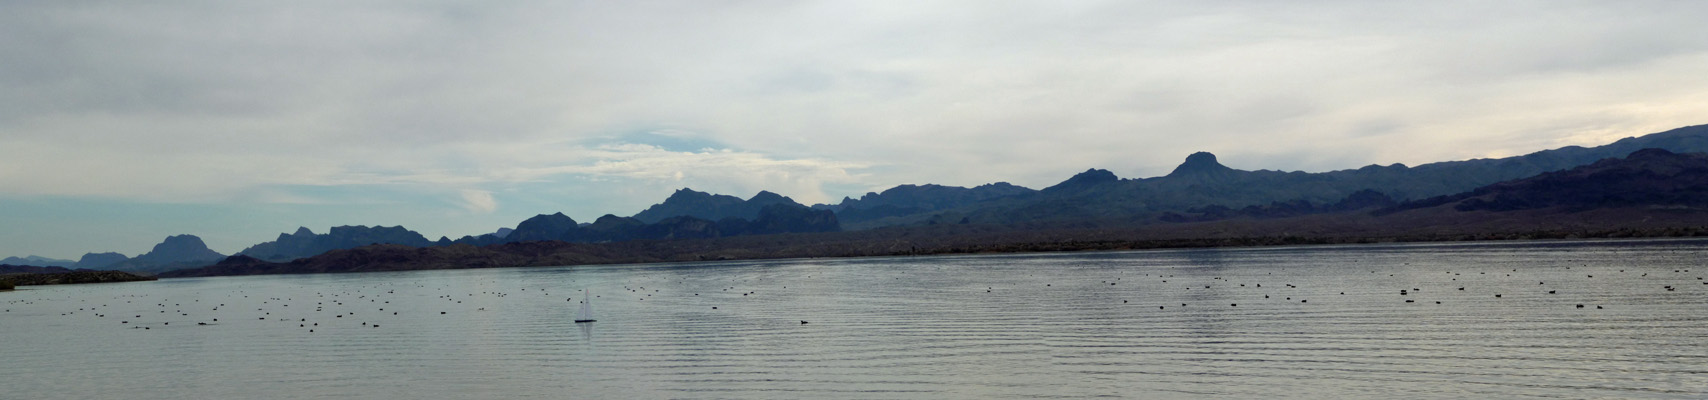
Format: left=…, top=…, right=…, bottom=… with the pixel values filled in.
left=4, top=239, right=1707, bottom=399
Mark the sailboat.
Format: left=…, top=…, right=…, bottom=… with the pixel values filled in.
left=574, top=288, right=596, bottom=323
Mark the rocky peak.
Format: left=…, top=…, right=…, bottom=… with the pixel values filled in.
left=1043, top=168, right=1120, bottom=193
left=134, top=234, right=225, bottom=265
left=748, top=190, right=790, bottom=204
left=1071, top=168, right=1119, bottom=182
left=508, top=213, right=580, bottom=242
left=665, top=188, right=711, bottom=201
left=587, top=214, right=645, bottom=231
left=157, top=235, right=210, bottom=252
left=1167, top=152, right=1235, bottom=177
left=74, top=252, right=129, bottom=269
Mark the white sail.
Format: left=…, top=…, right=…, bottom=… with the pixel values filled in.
left=575, top=288, right=595, bottom=322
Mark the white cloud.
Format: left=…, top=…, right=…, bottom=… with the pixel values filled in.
left=457, top=189, right=498, bottom=214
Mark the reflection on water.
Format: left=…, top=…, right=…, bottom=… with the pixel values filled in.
left=3, top=238, right=1707, bottom=399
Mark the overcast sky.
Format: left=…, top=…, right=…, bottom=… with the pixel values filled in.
left=3, top=1, right=1706, bottom=259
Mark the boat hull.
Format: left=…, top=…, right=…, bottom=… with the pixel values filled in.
left=574, top=320, right=595, bottom=323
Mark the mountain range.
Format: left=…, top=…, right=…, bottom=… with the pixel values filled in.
left=238, top=226, right=434, bottom=262
left=103, top=235, right=227, bottom=274
left=13, top=124, right=1708, bottom=276
left=1387, top=148, right=1708, bottom=213
left=820, top=125, right=1708, bottom=228
left=0, top=255, right=75, bottom=268
left=632, top=189, right=807, bottom=223
left=444, top=203, right=840, bottom=247
left=161, top=145, right=1708, bottom=278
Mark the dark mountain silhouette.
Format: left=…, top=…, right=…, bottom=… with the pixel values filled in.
left=162, top=204, right=847, bottom=278
left=1042, top=168, right=1120, bottom=194
left=731, top=204, right=841, bottom=235
left=53, top=124, right=1708, bottom=279
left=161, top=145, right=1708, bottom=279
left=136, top=235, right=224, bottom=264
left=508, top=213, right=582, bottom=242
left=818, top=182, right=1035, bottom=227
left=1164, top=151, right=1240, bottom=185
left=1161, top=189, right=1399, bottom=223
left=429, top=203, right=838, bottom=250
left=631, top=189, right=806, bottom=223
left=852, top=124, right=1708, bottom=228
left=238, top=226, right=433, bottom=262
left=574, top=215, right=646, bottom=242
left=0, top=255, right=75, bottom=268
left=1168, top=152, right=1235, bottom=176
left=74, top=252, right=129, bottom=269
left=107, top=235, right=226, bottom=274
left=820, top=182, right=1035, bottom=211
left=1387, top=149, right=1708, bottom=213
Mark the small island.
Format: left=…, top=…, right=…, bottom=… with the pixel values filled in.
left=0, top=265, right=157, bottom=288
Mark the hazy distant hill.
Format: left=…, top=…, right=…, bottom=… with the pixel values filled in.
left=0, top=264, right=73, bottom=274
left=238, top=226, right=434, bottom=262
left=73, top=252, right=129, bottom=269
left=0, top=255, right=75, bottom=268
left=632, top=189, right=806, bottom=223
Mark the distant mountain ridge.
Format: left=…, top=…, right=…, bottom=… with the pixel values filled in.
left=821, top=182, right=1036, bottom=211
left=1388, top=148, right=1708, bottom=213
left=815, top=182, right=1036, bottom=227
left=447, top=204, right=840, bottom=246
left=0, top=255, right=75, bottom=268
left=22, top=124, right=1708, bottom=277
left=159, top=148, right=1708, bottom=279
left=631, top=189, right=807, bottom=223
left=104, top=235, right=226, bottom=275
left=74, top=252, right=129, bottom=269
left=238, top=226, right=434, bottom=262
left=838, top=124, right=1708, bottom=227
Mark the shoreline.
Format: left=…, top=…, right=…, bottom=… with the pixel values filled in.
left=158, top=223, right=1708, bottom=279
left=0, top=270, right=158, bottom=287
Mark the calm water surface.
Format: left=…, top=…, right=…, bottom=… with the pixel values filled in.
left=4, top=239, right=1707, bottom=399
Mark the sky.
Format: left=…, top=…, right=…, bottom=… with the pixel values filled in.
left=3, top=1, right=1707, bottom=260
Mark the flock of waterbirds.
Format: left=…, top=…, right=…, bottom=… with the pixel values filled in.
left=4, top=255, right=1704, bottom=334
